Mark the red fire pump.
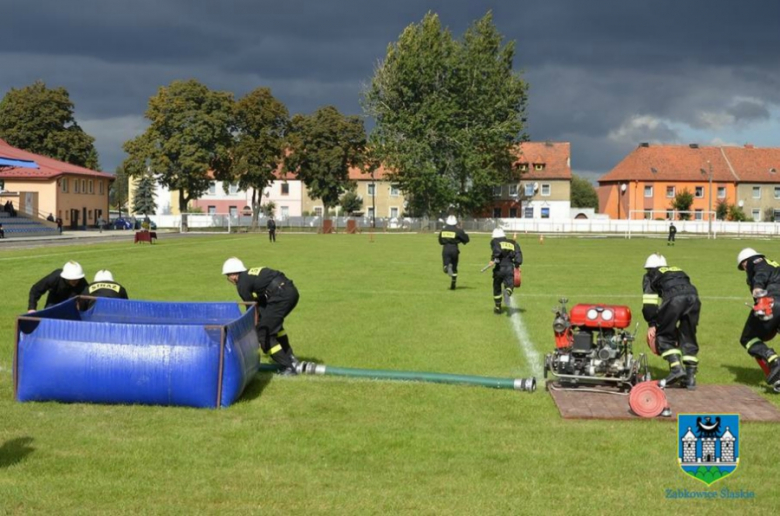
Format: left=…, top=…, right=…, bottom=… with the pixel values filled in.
left=545, top=298, right=650, bottom=390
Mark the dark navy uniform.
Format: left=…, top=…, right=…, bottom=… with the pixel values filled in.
left=28, top=269, right=88, bottom=311
left=235, top=266, right=299, bottom=370
left=739, top=254, right=780, bottom=386
left=267, top=219, right=277, bottom=242
left=491, top=236, right=522, bottom=313
left=642, top=265, right=701, bottom=386
left=438, top=224, right=470, bottom=289
left=667, top=223, right=677, bottom=245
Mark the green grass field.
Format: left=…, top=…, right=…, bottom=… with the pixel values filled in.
left=1, top=232, right=779, bottom=514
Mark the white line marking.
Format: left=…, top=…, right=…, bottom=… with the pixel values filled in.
left=508, top=296, right=542, bottom=377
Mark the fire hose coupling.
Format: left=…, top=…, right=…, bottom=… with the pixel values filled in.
left=752, top=289, right=774, bottom=321
left=513, top=377, right=537, bottom=392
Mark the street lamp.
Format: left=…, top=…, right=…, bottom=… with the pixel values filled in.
left=700, top=161, right=713, bottom=238
left=371, top=170, right=376, bottom=229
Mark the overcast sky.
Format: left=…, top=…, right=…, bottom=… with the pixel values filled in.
left=2, top=0, right=778, bottom=182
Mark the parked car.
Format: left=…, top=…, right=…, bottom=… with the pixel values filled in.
left=112, top=218, right=133, bottom=230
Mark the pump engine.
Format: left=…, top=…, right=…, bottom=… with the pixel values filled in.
left=544, top=298, right=649, bottom=389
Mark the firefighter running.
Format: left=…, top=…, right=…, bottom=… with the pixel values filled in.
left=490, top=228, right=522, bottom=314
left=438, top=215, right=470, bottom=290
left=642, top=253, right=701, bottom=389
left=28, top=261, right=89, bottom=312
left=222, top=257, right=300, bottom=375
left=736, top=248, right=780, bottom=392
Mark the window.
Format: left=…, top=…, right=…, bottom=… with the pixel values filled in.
left=695, top=186, right=704, bottom=198
left=775, top=187, right=780, bottom=199
left=74, top=180, right=79, bottom=193
left=774, top=209, right=780, bottom=222
left=752, top=209, right=761, bottom=221
left=281, top=206, right=289, bottom=218
left=518, top=163, right=528, bottom=172
left=61, top=178, right=68, bottom=193
left=509, top=207, right=518, bottom=218
left=314, top=207, right=323, bottom=217
left=666, top=210, right=674, bottom=220
left=390, top=185, right=400, bottom=196
left=229, top=206, right=238, bottom=217
left=753, top=186, right=761, bottom=199
left=541, top=184, right=551, bottom=196
left=493, top=186, right=502, bottom=197
left=524, top=184, right=535, bottom=196
left=509, top=184, right=518, bottom=197
left=666, top=186, right=676, bottom=198
left=644, top=186, right=653, bottom=198
left=208, top=182, right=216, bottom=195
left=229, top=183, right=239, bottom=195
left=694, top=209, right=703, bottom=220
left=367, top=207, right=375, bottom=219
left=493, top=207, right=502, bottom=218
left=99, top=180, right=104, bottom=195
left=208, top=206, right=216, bottom=215
left=88, top=180, right=94, bottom=194
left=88, top=210, right=93, bottom=220
left=65, top=211, right=69, bottom=221
left=390, top=207, right=399, bottom=218
left=81, top=179, right=86, bottom=193
left=281, top=183, right=290, bottom=195
left=717, top=186, right=726, bottom=198
left=524, top=207, right=534, bottom=218
left=644, top=210, right=653, bottom=220
left=367, top=183, right=375, bottom=196
left=541, top=207, right=550, bottom=219
left=534, top=163, right=545, bottom=171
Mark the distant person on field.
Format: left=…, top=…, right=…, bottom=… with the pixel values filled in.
left=56, top=217, right=63, bottom=233
left=267, top=218, right=277, bottom=242
left=222, top=257, right=300, bottom=375
left=46, top=213, right=54, bottom=222
left=735, top=248, right=780, bottom=392
left=0, top=222, right=5, bottom=238
left=642, top=253, right=701, bottom=389
left=667, top=222, right=677, bottom=246
left=28, top=261, right=89, bottom=312
left=438, top=215, right=470, bottom=290
left=489, top=228, right=522, bottom=314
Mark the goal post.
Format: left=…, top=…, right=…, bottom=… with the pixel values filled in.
left=179, top=212, right=232, bottom=234
left=627, top=210, right=717, bottom=240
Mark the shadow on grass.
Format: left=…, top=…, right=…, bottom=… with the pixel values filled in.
left=240, top=355, right=325, bottom=402
left=725, top=364, right=767, bottom=387
left=0, top=437, right=35, bottom=468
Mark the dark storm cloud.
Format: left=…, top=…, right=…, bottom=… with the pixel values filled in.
left=2, top=0, right=779, bottom=173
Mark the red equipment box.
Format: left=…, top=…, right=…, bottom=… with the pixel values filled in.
left=568, top=304, right=631, bottom=329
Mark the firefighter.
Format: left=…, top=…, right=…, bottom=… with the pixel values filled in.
left=667, top=222, right=677, bottom=246
left=490, top=228, right=522, bottom=314
left=642, top=253, right=701, bottom=389
left=267, top=218, right=277, bottom=243
left=28, top=261, right=89, bottom=312
left=736, top=248, right=780, bottom=392
left=438, top=215, right=470, bottom=290
left=222, top=257, right=300, bottom=375
left=84, top=270, right=129, bottom=299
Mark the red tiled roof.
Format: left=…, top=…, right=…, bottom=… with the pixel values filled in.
left=0, top=138, right=112, bottom=181
left=598, top=144, right=780, bottom=184
left=515, top=142, right=571, bottom=179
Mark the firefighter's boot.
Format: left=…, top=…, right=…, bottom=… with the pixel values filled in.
left=767, top=358, right=780, bottom=386
left=494, top=304, right=502, bottom=315
left=685, top=365, right=697, bottom=391
left=660, top=360, right=686, bottom=388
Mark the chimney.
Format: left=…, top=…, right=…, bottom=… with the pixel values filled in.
left=639, top=142, right=650, bottom=147
left=744, top=143, right=754, bottom=149
left=689, top=143, right=699, bottom=149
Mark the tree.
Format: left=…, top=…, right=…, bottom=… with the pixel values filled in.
left=122, top=79, right=234, bottom=214
left=764, top=207, right=775, bottom=222
left=261, top=201, right=276, bottom=218
left=132, top=171, right=157, bottom=215
left=228, top=87, right=289, bottom=229
left=716, top=199, right=729, bottom=220
left=340, top=191, right=363, bottom=216
left=110, top=165, right=130, bottom=216
left=0, top=80, right=100, bottom=169
left=728, top=204, right=749, bottom=222
left=570, top=174, right=599, bottom=209
left=670, top=188, right=694, bottom=220
left=363, top=11, right=528, bottom=217
left=285, top=106, right=366, bottom=217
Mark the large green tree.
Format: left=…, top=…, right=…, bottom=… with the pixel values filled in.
left=132, top=171, right=157, bottom=215
left=363, top=11, right=528, bottom=217
left=671, top=188, right=694, bottom=220
left=570, top=174, right=599, bottom=209
left=285, top=106, right=366, bottom=216
left=0, top=80, right=100, bottom=169
left=110, top=164, right=130, bottom=216
left=122, top=79, right=233, bottom=213
left=227, top=87, right=289, bottom=229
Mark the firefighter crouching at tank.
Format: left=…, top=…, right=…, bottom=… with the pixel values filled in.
left=222, top=257, right=300, bottom=375
left=642, top=253, right=701, bottom=389
left=736, top=248, right=780, bottom=392
left=438, top=215, right=470, bottom=290
left=28, top=261, right=89, bottom=313
left=490, top=228, right=522, bottom=314
left=80, top=270, right=129, bottom=308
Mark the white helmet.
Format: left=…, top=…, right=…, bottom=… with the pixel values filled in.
left=222, top=257, right=247, bottom=275
left=644, top=253, right=667, bottom=269
left=492, top=228, right=506, bottom=239
left=737, top=248, right=761, bottom=270
left=446, top=215, right=457, bottom=225
left=94, top=270, right=114, bottom=282
left=61, top=261, right=85, bottom=280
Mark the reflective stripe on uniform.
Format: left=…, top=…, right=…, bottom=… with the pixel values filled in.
left=668, top=361, right=681, bottom=368
left=661, top=349, right=682, bottom=358
left=682, top=355, right=699, bottom=364
left=769, top=355, right=779, bottom=363
left=493, top=295, right=502, bottom=300
left=643, top=294, right=661, bottom=305
left=278, top=330, right=287, bottom=337
left=269, top=344, right=282, bottom=355
left=744, top=337, right=763, bottom=350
